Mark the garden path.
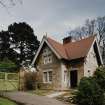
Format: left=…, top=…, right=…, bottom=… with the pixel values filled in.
left=4, top=91, right=68, bottom=105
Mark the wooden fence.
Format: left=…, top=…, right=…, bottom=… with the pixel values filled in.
left=0, top=72, right=19, bottom=91
left=0, top=67, right=37, bottom=91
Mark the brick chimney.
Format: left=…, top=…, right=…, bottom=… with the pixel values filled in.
left=63, top=36, right=72, bottom=44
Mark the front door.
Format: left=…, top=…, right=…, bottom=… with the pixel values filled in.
left=70, top=70, right=77, bottom=88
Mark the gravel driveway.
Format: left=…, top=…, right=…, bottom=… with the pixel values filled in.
left=4, top=91, right=67, bottom=105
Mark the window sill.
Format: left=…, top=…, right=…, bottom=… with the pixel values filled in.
left=43, top=82, right=52, bottom=84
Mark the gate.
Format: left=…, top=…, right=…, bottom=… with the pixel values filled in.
left=0, top=72, right=19, bottom=91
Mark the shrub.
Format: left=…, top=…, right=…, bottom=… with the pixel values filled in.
left=94, top=66, right=105, bottom=91
left=75, top=77, right=105, bottom=105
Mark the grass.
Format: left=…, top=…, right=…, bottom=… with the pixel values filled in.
left=0, top=97, right=17, bottom=105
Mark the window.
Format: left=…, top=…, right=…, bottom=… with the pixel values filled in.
left=43, top=72, right=47, bottom=82
left=48, top=71, right=52, bottom=82
left=64, top=71, right=67, bottom=82
left=43, top=70, right=52, bottom=83
left=43, top=48, right=52, bottom=64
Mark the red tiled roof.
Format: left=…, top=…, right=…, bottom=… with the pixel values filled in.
left=47, top=35, right=96, bottom=60
left=47, top=37, right=68, bottom=59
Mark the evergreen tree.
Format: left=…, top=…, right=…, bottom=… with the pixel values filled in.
left=0, top=31, right=10, bottom=60
left=8, top=22, right=40, bottom=66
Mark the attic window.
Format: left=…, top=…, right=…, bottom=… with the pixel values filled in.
left=43, top=48, right=52, bottom=64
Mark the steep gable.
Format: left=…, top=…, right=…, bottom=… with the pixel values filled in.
left=31, top=36, right=61, bottom=65
left=84, top=39, right=103, bottom=76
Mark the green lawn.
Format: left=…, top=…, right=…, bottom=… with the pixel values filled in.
left=0, top=97, right=17, bottom=105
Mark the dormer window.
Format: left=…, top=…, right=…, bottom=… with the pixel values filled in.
left=43, top=48, right=52, bottom=64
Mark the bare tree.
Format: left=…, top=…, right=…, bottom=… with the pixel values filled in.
left=68, top=19, right=96, bottom=40
left=85, top=19, right=95, bottom=35
left=96, top=17, right=105, bottom=45
left=0, top=0, right=22, bottom=8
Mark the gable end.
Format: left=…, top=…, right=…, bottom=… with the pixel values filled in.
left=31, top=36, right=61, bottom=66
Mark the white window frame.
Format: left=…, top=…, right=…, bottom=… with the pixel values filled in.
left=43, top=70, right=52, bottom=83
left=43, top=48, right=52, bottom=64
left=43, top=72, right=48, bottom=83
left=64, top=71, right=67, bottom=82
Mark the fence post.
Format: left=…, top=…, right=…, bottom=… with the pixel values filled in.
left=5, top=73, right=7, bottom=81
left=19, top=67, right=26, bottom=91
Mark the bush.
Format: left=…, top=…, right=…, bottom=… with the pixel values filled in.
left=75, top=77, right=105, bottom=105
left=94, top=66, right=105, bottom=91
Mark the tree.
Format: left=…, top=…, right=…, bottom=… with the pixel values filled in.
left=0, top=31, right=20, bottom=67
left=0, top=0, right=23, bottom=15
left=8, top=22, right=40, bottom=66
left=0, top=0, right=22, bottom=7
left=68, top=19, right=96, bottom=40
left=0, top=31, right=10, bottom=60
left=0, top=57, right=17, bottom=72
left=75, top=77, right=105, bottom=105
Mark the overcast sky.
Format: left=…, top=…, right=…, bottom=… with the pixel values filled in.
left=0, top=0, right=105, bottom=41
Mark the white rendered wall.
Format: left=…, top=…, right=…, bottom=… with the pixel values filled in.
left=84, top=45, right=98, bottom=77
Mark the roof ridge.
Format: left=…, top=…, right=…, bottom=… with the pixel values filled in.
left=47, top=35, right=96, bottom=60
left=63, top=35, right=96, bottom=46
left=47, top=35, right=96, bottom=46
left=47, top=37, right=63, bottom=45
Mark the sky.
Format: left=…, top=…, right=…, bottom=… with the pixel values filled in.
left=0, top=0, right=105, bottom=41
